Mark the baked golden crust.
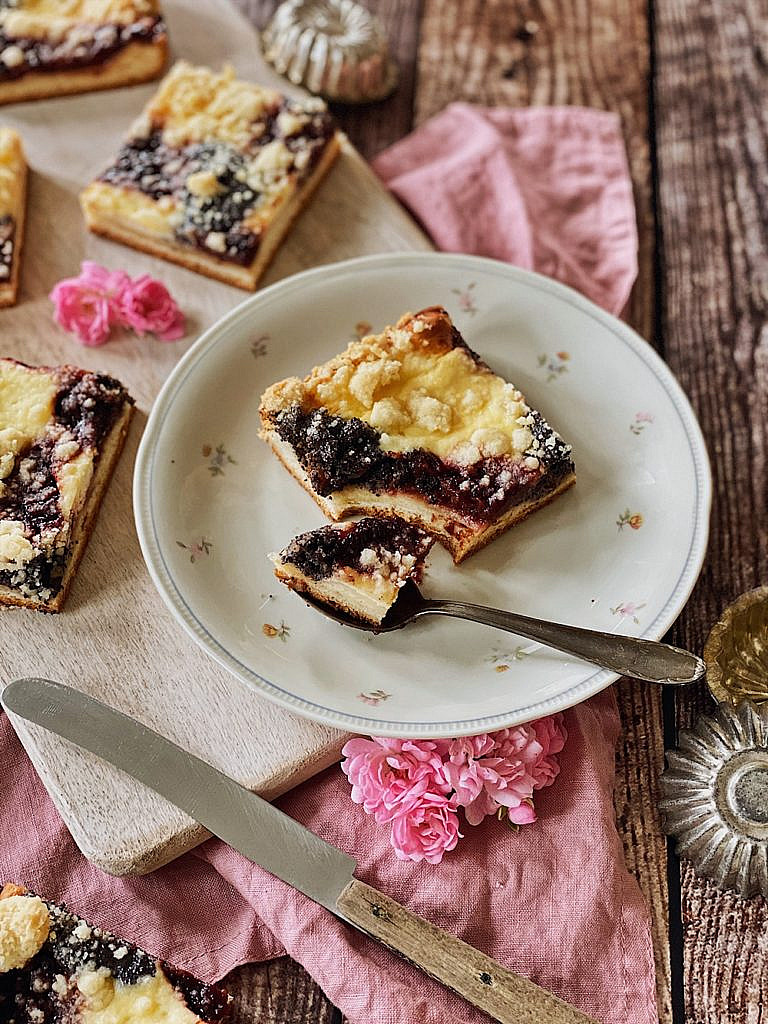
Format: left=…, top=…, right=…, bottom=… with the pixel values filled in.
left=260, top=307, right=576, bottom=562
left=0, top=127, right=27, bottom=308
left=0, top=2, right=168, bottom=105
left=80, top=61, right=342, bottom=290
left=0, top=359, right=134, bottom=612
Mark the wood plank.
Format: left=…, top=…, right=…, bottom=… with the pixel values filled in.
left=413, top=4, right=670, bottom=1020
left=653, top=0, right=768, bottom=1019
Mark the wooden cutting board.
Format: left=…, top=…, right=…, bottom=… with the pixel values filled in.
left=0, top=0, right=430, bottom=875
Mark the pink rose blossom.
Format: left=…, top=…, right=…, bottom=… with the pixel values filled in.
left=390, top=792, right=462, bottom=864
left=50, top=262, right=185, bottom=345
left=341, top=737, right=449, bottom=824
left=119, top=274, right=185, bottom=341
left=49, top=260, right=130, bottom=346
left=341, top=717, right=566, bottom=863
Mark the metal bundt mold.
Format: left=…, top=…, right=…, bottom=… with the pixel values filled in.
left=263, top=0, right=398, bottom=103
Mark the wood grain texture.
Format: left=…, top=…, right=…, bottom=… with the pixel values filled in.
left=336, top=879, right=598, bottom=1024
left=653, top=0, right=768, bottom=1020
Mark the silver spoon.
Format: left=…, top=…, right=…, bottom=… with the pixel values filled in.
left=299, top=579, right=705, bottom=685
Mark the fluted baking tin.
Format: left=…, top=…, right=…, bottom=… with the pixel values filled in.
left=263, top=0, right=398, bottom=103
left=659, top=700, right=768, bottom=898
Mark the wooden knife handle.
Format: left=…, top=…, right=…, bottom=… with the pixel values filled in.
left=336, top=879, right=599, bottom=1024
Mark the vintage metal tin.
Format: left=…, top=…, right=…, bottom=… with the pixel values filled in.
left=704, top=586, right=768, bottom=706
left=659, top=700, right=768, bottom=898
left=263, top=0, right=398, bottom=103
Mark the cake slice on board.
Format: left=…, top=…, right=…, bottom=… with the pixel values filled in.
left=80, top=61, right=342, bottom=289
left=0, top=0, right=168, bottom=105
left=0, top=358, right=133, bottom=611
left=0, top=883, right=232, bottom=1021
left=260, top=306, right=575, bottom=563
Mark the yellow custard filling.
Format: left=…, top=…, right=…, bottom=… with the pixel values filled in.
left=76, top=965, right=201, bottom=1024
left=267, top=308, right=538, bottom=464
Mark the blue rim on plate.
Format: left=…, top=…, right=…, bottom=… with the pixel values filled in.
left=134, top=253, right=711, bottom=737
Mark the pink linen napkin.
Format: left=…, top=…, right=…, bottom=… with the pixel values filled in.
left=1, top=103, right=653, bottom=1023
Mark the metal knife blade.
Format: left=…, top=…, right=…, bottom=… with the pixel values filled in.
left=1, top=678, right=356, bottom=916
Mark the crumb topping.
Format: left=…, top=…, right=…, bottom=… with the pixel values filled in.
left=88, top=63, right=336, bottom=266
left=261, top=307, right=560, bottom=465
left=0, top=895, right=50, bottom=973
left=277, top=517, right=433, bottom=587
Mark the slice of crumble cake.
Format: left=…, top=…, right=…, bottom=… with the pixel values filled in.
left=272, top=516, right=434, bottom=625
left=0, top=0, right=168, bottom=106
left=0, top=127, right=27, bottom=308
left=260, top=306, right=575, bottom=563
left=0, top=883, right=231, bottom=1022
left=80, top=61, right=342, bottom=290
left=0, top=358, right=133, bottom=611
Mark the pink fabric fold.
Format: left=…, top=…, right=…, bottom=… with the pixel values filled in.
left=1, top=103, right=653, bottom=1024
left=373, top=103, right=638, bottom=316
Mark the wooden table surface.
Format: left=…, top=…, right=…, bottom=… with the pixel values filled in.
left=222, top=2, right=767, bottom=1022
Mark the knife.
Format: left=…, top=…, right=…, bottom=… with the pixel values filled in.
left=2, top=678, right=598, bottom=1024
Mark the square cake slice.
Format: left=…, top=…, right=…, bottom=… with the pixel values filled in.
left=0, top=0, right=168, bottom=105
left=0, top=127, right=26, bottom=308
left=272, top=516, right=434, bottom=625
left=260, top=307, right=575, bottom=563
left=0, top=883, right=231, bottom=1021
left=80, top=61, right=342, bottom=290
left=0, top=358, right=134, bottom=611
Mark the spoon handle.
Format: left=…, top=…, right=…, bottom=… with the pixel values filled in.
left=421, top=600, right=704, bottom=684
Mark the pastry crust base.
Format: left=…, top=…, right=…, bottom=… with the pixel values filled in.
left=273, top=559, right=395, bottom=625
left=81, top=133, right=342, bottom=290
left=0, top=37, right=167, bottom=106
left=0, top=140, right=26, bottom=309
left=0, top=401, right=134, bottom=612
left=261, top=427, right=576, bottom=563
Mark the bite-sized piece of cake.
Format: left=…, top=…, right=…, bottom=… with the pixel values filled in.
left=272, top=516, right=434, bottom=625
left=0, top=127, right=26, bottom=307
left=80, top=61, right=342, bottom=290
left=260, top=307, right=575, bottom=563
left=0, top=358, right=134, bottom=611
left=0, top=0, right=168, bottom=106
left=0, top=883, right=231, bottom=1022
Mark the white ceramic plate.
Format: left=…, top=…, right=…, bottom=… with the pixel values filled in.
left=134, top=253, right=710, bottom=737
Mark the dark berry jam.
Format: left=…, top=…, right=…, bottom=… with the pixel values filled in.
left=281, top=517, right=432, bottom=581
left=0, top=16, right=165, bottom=80
left=54, top=367, right=132, bottom=449
left=0, top=894, right=231, bottom=1023
left=270, top=404, right=574, bottom=525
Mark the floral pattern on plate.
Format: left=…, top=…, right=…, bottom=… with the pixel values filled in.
left=630, top=411, right=654, bottom=435
left=450, top=281, right=478, bottom=315
left=616, top=509, right=644, bottom=531
left=538, top=351, right=569, bottom=382
left=611, top=601, right=647, bottom=624
left=176, top=538, right=213, bottom=563
left=202, top=443, right=236, bottom=476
